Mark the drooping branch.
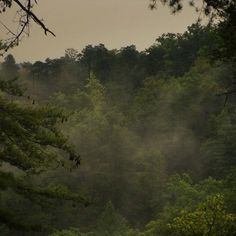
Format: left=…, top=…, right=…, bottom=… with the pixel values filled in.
left=13, top=0, right=55, bottom=36
left=0, top=0, right=55, bottom=54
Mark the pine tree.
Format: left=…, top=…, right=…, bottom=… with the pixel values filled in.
left=0, top=78, right=87, bottom=233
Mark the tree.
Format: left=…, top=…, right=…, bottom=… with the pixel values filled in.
left=65, top=48, right=79, bottom=61
left=149, top=0, right=236, bottom=98
left=0, top=54, right=19, bottom=79
left=145, top=24, right=215, bottom=77
left=95, top=201, right=129, bottom=236
left=170, top=194, right=236, bottom=236
left=0, top=1, right=89, bottom=233
left=0, top=78, right=87, bottom=233
left=79, top=44, right=115, bottom=82
left=201, top=109, right=236, bottom=178
left=148, top=0, right=236, bottom=59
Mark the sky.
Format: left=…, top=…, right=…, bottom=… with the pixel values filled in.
left=1, top=0, right=199, bottom=62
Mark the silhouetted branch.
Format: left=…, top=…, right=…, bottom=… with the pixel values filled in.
left=13, top=0, right=55, bottom=36
left=0, top=0, right=55, bottom=55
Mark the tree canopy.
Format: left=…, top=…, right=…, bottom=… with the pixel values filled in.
left=0, top=0, right=236, bottom=235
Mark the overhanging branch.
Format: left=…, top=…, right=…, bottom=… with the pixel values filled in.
left=13, top=0, right=55, bottom=36
left=0, top=0, right=55, bottom=54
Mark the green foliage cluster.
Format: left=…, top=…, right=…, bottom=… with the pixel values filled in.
left=170, top=194, right=236, bottom=236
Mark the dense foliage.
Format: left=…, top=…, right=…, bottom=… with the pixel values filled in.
left=1, top=3, right=236, bottom=235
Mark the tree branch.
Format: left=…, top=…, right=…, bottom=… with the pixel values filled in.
left=13, top=0, right=55, bottom=36
left=0, top=0, right=55, bottom=54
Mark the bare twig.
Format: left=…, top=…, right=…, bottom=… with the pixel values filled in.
left=0, top=0, right=55, bottom=55
left=13, top=0, right=55, bottom=36
left=0, top=20, right=17, bottom=36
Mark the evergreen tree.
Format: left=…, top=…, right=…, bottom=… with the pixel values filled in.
left=0, top=79, right=87, bottom=233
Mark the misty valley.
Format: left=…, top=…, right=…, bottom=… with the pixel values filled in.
left=0, top=1, right=236, bottom=235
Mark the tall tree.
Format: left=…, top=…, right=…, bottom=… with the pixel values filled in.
left=0, top=79, right=87, bottom=233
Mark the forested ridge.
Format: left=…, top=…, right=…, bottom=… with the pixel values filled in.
left=1, top=1, right=236, bottom=235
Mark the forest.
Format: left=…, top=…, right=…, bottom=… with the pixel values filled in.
left=0, top=0, right=236, bottom=235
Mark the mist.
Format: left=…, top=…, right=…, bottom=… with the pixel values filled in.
left=1, top=1, right=236, bottom=235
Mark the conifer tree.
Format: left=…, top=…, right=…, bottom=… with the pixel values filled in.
left=0, top=78, right=87, bottom=233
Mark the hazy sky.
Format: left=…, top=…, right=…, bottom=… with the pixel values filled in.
left=1, top=0, right=199, bottom=62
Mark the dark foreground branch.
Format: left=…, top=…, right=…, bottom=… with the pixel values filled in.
left=0, top=0, right=55, bottom=54
left=13, top=0, right=55, bottom=36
